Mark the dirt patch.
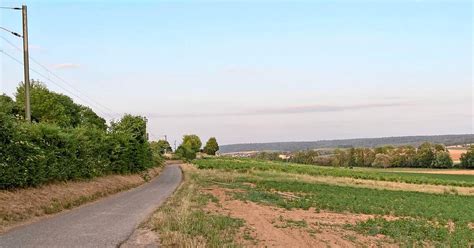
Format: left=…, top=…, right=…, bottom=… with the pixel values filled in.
left=203, top=187, right=396, bottom=248
left=120, top=228, right=160, bottom=248
left=0, top=167, right=162, bottom=233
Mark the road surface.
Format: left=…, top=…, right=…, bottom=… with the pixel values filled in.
left=0, top=164, right=182, bottom=248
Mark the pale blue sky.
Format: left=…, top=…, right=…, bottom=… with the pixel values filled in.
left=1, top=0, right=472, bottom=145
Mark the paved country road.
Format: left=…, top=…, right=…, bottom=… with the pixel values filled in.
left=0, top=164, right=182, bottom=248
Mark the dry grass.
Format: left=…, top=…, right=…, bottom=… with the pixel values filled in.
left=281, top=173, right=474, bottom=196
left=0, top=167, right=162, bottom=233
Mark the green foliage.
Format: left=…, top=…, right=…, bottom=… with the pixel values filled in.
left=0, top=94, right=19, bottom=116
left=460, top=146, right=474, bottom=168
left=0, top=83, right=156, bottom=189
left=203, top=137, right=219, bottom=155
left=199, top=163, right=474, bottom=246
left=175, top=144, right=196, bottom=162
left=15, top=80, right=106, bottom=130
left=254, top=152, right=282, bottom=161
left=433, top=151, right=453, bottom=168
left=150, top=140, right=172, bottom=155
left=195, top=158, right=474, bottom=187
left=182, top=134, right=202, bottom=153
left=0, top=113, right=155, bottom=189
left=371, top=154, right=391, bottom=168
left=289, top=150, right=319, bottom=164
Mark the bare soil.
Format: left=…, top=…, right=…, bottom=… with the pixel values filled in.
left=204, top=187, right=396, bottom=248
left=0, top=167, right=162, bottom=233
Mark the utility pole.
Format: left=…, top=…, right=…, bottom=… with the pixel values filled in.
left=22, top=5, right=31, bottom=122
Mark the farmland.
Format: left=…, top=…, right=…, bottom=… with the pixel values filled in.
left=149, top=158, right=474, bottom=247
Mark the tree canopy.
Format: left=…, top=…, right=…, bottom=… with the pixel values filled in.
left=203, top=137, right=219, bottom=155
left=182, top=134, right=202, bottom=153
left=14, top=80, right=106, bottom=130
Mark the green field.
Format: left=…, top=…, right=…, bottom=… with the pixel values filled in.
left=150, top=158, right=474, bottom=247
left=195, top=158, right=474, bottom=187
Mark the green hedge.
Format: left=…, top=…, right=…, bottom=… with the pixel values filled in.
left=0, top=113, right=154, bottom=189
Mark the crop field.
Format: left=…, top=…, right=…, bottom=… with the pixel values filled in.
left=448, top=148, right=468, bottom=163
left=149, top=158, right=474, bottom=247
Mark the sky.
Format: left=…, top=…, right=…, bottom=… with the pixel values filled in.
left=1, top=0, right=472, bottom=145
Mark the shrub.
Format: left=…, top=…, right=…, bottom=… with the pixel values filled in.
left=372, top=154, right=392, bottom=168
left=0, top=113, right=156, bottom=189
left=459, top=146, right=474, bottom=168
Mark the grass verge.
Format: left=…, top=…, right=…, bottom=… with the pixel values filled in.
left=147, top=164, right=244, bottom=247
left=0, top=166, right=162, bottom=233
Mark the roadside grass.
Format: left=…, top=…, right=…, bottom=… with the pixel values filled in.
left=195, top=158, right=474, bottom=187
left=148, top=166, right=244, bottom=247
left=194, top=160, right=474, bottom=247
left=0, top=166, right=162, bottom=233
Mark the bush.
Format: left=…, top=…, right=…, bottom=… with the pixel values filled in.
left=0, top=113, right=156, bottom=189
left=175, top=144, right=196, bottom=162
left=459, top=146, right=474, bottom=168
left=372, top=154, right=392, bottom=168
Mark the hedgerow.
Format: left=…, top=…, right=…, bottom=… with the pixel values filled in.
left=0, top=112, right=155, bottom=189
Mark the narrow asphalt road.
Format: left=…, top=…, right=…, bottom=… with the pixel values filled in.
left=0, top=164, right=182, bottom=248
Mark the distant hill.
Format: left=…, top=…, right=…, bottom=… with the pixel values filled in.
left=220, top=134, right=474, bottom=153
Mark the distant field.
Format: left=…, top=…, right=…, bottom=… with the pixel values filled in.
left=448, top=148, right=467, bottom=163
left=196, top=158, right=474, bottom=187
left=151, top=158, right=474, bottom=247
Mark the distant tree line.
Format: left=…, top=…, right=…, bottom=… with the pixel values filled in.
left=252, top=143, right=474, bottom=169
left=0, top=81, right=157, bottom=189
left=220, top=135, right=474, bottom=153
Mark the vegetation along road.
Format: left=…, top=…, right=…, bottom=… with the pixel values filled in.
left=0, top=164, right=182, bottom=248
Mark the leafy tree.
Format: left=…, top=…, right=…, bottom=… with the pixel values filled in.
left=78, top=106, right=107, bottom=130
left=175, top=143, right=196, bottom=161
left=416, top=142, right=435, bottom=167
left=290, top=150, right=319, bottom=164
left=332, top=149, right=349, bottom=167
left=150, top=140, right=172, bottom=155
left=110, top=115, right=148, bottom=143
left=432, top=151, right=453, bottom=168
left=460, top=146, right=474, bottom=168
left=182, top=134, right=202, bottom=153
left=16, top=80, right=81, bottom=127
left=203, top=137, right=219, bottom=155
left=372, top=154, right=392, bottom=168
left=0, top=94, right=19, bottom=116
left=109, top=115, right=153, bottom=171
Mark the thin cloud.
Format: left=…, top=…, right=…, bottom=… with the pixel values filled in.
left=144, top=102, right=413, bottom=118
left=52, top=63, right=81, bottom=70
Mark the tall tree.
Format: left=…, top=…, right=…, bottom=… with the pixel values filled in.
left=182, top=134, right=202, bottom=153
left=203, top=137, right=219, bottom=155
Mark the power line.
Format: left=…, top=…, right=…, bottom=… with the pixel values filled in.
left=0, top=27, right=21, bottom=37
left=0, top=7, right=21, bottom=10
left=0, top=49, right=116, bottom=120
left=1, top=36, right=119, bottom=119
left=1, top=36, right=118, bottom=115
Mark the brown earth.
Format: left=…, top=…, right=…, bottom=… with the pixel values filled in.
left=203, top=187, right=397, bottom=248
left=0, top=167, right=162, bottom=233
